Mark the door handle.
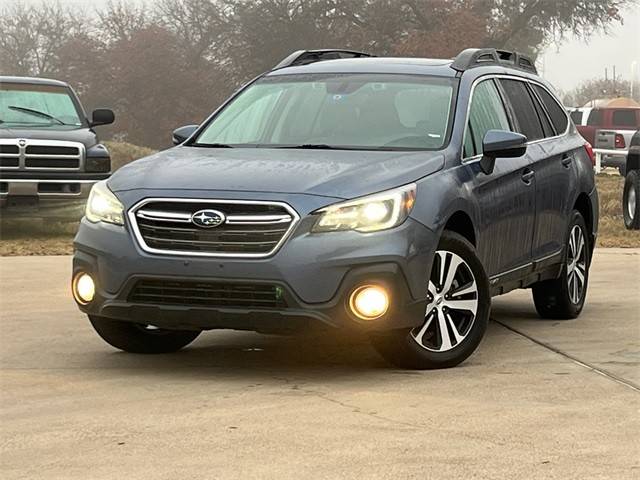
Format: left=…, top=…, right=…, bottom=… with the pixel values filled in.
left=561, top=154, right=573, bottom=168
left=521, top=169, right=535, bottom=184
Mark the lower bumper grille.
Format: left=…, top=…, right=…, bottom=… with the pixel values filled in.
left=128, top=279, right=287, bottom=309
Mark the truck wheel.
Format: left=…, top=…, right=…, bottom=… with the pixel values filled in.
left=369, top=231, right=490, bottom=369
left=623, top=170, right=640, bottom=230
left=89, top=315, right=200, bottom=354
left=532, top=211, right=590, bottom=319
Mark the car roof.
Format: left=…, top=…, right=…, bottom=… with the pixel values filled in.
left=265, top=56, right=549, bottom=84
left=0, top=76, right=70, bottom=88
left=267, top=57, right=458, bottom=77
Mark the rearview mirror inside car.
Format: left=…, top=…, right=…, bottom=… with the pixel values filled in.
left=172, top=125, right=199, bottom=145
left=480, top=130, right=527, bottom=174
left=90, top=108, right=115, bottom=127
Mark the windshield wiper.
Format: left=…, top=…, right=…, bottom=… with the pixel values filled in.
left=279, top=144, right=336, bottom=149
left=191, top=142, right=234, bottom=148
left=8, top=106, right=67, bottom=125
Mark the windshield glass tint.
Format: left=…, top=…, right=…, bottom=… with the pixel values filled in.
left=195, top=74, right=455, bottom=150
left=0, top=83, right=82, bottom=127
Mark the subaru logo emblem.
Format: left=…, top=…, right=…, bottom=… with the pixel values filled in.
left=191, top=209, right=226, bottom=228
left=18, top=139, right=26, bottom=147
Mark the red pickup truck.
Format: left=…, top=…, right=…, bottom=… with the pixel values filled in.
left=570, top=106, right=640, bottom=175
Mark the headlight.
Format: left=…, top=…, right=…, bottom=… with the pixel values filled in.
left=312, top=183, right=416, bottom=233
left=85, top=180, right=124, bottom=225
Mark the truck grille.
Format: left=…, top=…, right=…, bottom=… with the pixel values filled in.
left=128, top=279, right=287, bottom=309
left=129, top=199, right=299, bottom=257
left=0, top=139, right=83, bottom=171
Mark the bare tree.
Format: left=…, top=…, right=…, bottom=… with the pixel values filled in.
left=0, top=1, right=87, bottom=76
left=97, top=0, right=150, bottom=43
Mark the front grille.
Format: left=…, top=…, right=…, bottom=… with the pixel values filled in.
left=0, top=140, right=83, bottom=170
left=131, top=199, right=299, bottom=257
left=129, top=279, right=287, bottom=309
left=24, top=157, right=80, bottom=168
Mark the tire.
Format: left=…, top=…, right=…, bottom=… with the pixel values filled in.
left=89, top=315, right=201, bottom=354
left=369, top=231, right=491, bottom=369
left=623, top=170, right=640, bottom=230
left=532, top=211, right=590, bottom=319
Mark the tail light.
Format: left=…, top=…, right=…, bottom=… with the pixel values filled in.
left=584, top=142, right=595, bottom=166
left=615, top=134, right=626, bottom=149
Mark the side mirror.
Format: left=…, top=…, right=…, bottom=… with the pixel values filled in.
left=479, top=130, right=527, bottom=174
left=90, top=108, right=115, bottom=127
left=172, top=125, right=199, bottom=145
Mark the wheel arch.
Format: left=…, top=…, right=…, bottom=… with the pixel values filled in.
left=442, top=210, right=476, bottom=247
left=573, top=192, right=595, bottom=255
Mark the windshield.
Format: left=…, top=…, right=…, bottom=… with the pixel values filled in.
left=194, top=74, right=455, bottom=150
left=0, top=83, right=83, bottom=128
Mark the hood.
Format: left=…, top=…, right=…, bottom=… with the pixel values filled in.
left=109, top=146, right=444, bottom=199
left=0, top=127, right=98, bottom=149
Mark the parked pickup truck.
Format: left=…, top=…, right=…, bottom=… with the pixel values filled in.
left=571, top=106, right=640, bottom=175
left=0, top=76, right=114, bottom=219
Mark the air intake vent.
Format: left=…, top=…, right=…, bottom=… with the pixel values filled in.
left=129, top=279, right=287, bottom=309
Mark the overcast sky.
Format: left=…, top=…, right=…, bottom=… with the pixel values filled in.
left=4, top=0, right=639, bottom=93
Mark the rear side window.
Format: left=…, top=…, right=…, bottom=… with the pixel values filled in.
left=570, top=110, right=583, bottom=125
left=499, top=79, right=544, bottom=141
left=464, top=80, right=510, bottom=157
left=612, top=109, right=638, bottom=128
left=533, top=85, right=569, bottom=134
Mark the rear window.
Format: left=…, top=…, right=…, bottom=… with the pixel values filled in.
left=533, top=85, right=568, bottom=134
left=587, top=110, right=603, bottom=126
left=499, top=79, right=544, bottom=141
left=612, top=109, right=638, bottom=128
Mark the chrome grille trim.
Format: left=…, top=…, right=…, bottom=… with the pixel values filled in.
left=0, top=138, right=85, bottom=171
left=128, top=198, right=300, bottom=258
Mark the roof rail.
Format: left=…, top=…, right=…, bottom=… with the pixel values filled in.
left=451, top=48, right=538, bottom=74
left=272, top=49, right=375, bottom=70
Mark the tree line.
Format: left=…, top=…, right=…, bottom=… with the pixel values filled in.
left=0, top=0, right=631, bottom=148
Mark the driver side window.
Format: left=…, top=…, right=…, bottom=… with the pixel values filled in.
left=463, top=80, right=510, bottom=158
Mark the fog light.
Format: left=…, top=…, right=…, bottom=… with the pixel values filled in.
left=73, top=272, right=95, bottom=304
left=349, top=285, right=389, bottom=320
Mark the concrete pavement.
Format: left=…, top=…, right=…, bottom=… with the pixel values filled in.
left=0, top=249, right=638, bottom=479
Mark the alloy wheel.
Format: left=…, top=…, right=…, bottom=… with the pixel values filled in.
left=411, top=250, right=478, bottom=352
left=567, top=225, right=587, bottom=304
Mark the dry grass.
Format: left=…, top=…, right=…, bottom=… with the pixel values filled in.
left=104, top=141, right=156, bottom=171
left=1, top=165, right=639, bottom=256
left=595, top=173, right=640, bottom=247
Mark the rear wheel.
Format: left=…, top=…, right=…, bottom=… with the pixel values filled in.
left=89, top=316, right=200, bottom=353
left=623, top=170, right=640, bottom=230
left=369, top=231, right=490, bottom=369
left=532, top=211, right=590, bottom=319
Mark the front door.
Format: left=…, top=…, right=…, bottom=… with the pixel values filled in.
left=462, top=78, right=535, bottom=278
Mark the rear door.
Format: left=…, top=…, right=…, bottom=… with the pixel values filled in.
left=463, top=78, right=536, bottom=278
left=527, top=82, right=578, bottom=260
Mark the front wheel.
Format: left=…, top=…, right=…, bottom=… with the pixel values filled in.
left=531, top=211, right=590, bottom=319
left=89, top=316, right=201, bottom=354
left=623, top=170, right=640, bottom=230
left=369, top=231, right=491, bottom=369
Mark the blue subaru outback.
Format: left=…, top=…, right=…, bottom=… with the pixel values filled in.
left=72, top=48, right=599, bottom=369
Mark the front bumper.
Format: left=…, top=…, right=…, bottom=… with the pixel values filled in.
left=73, top=198, right=437, bottom=333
